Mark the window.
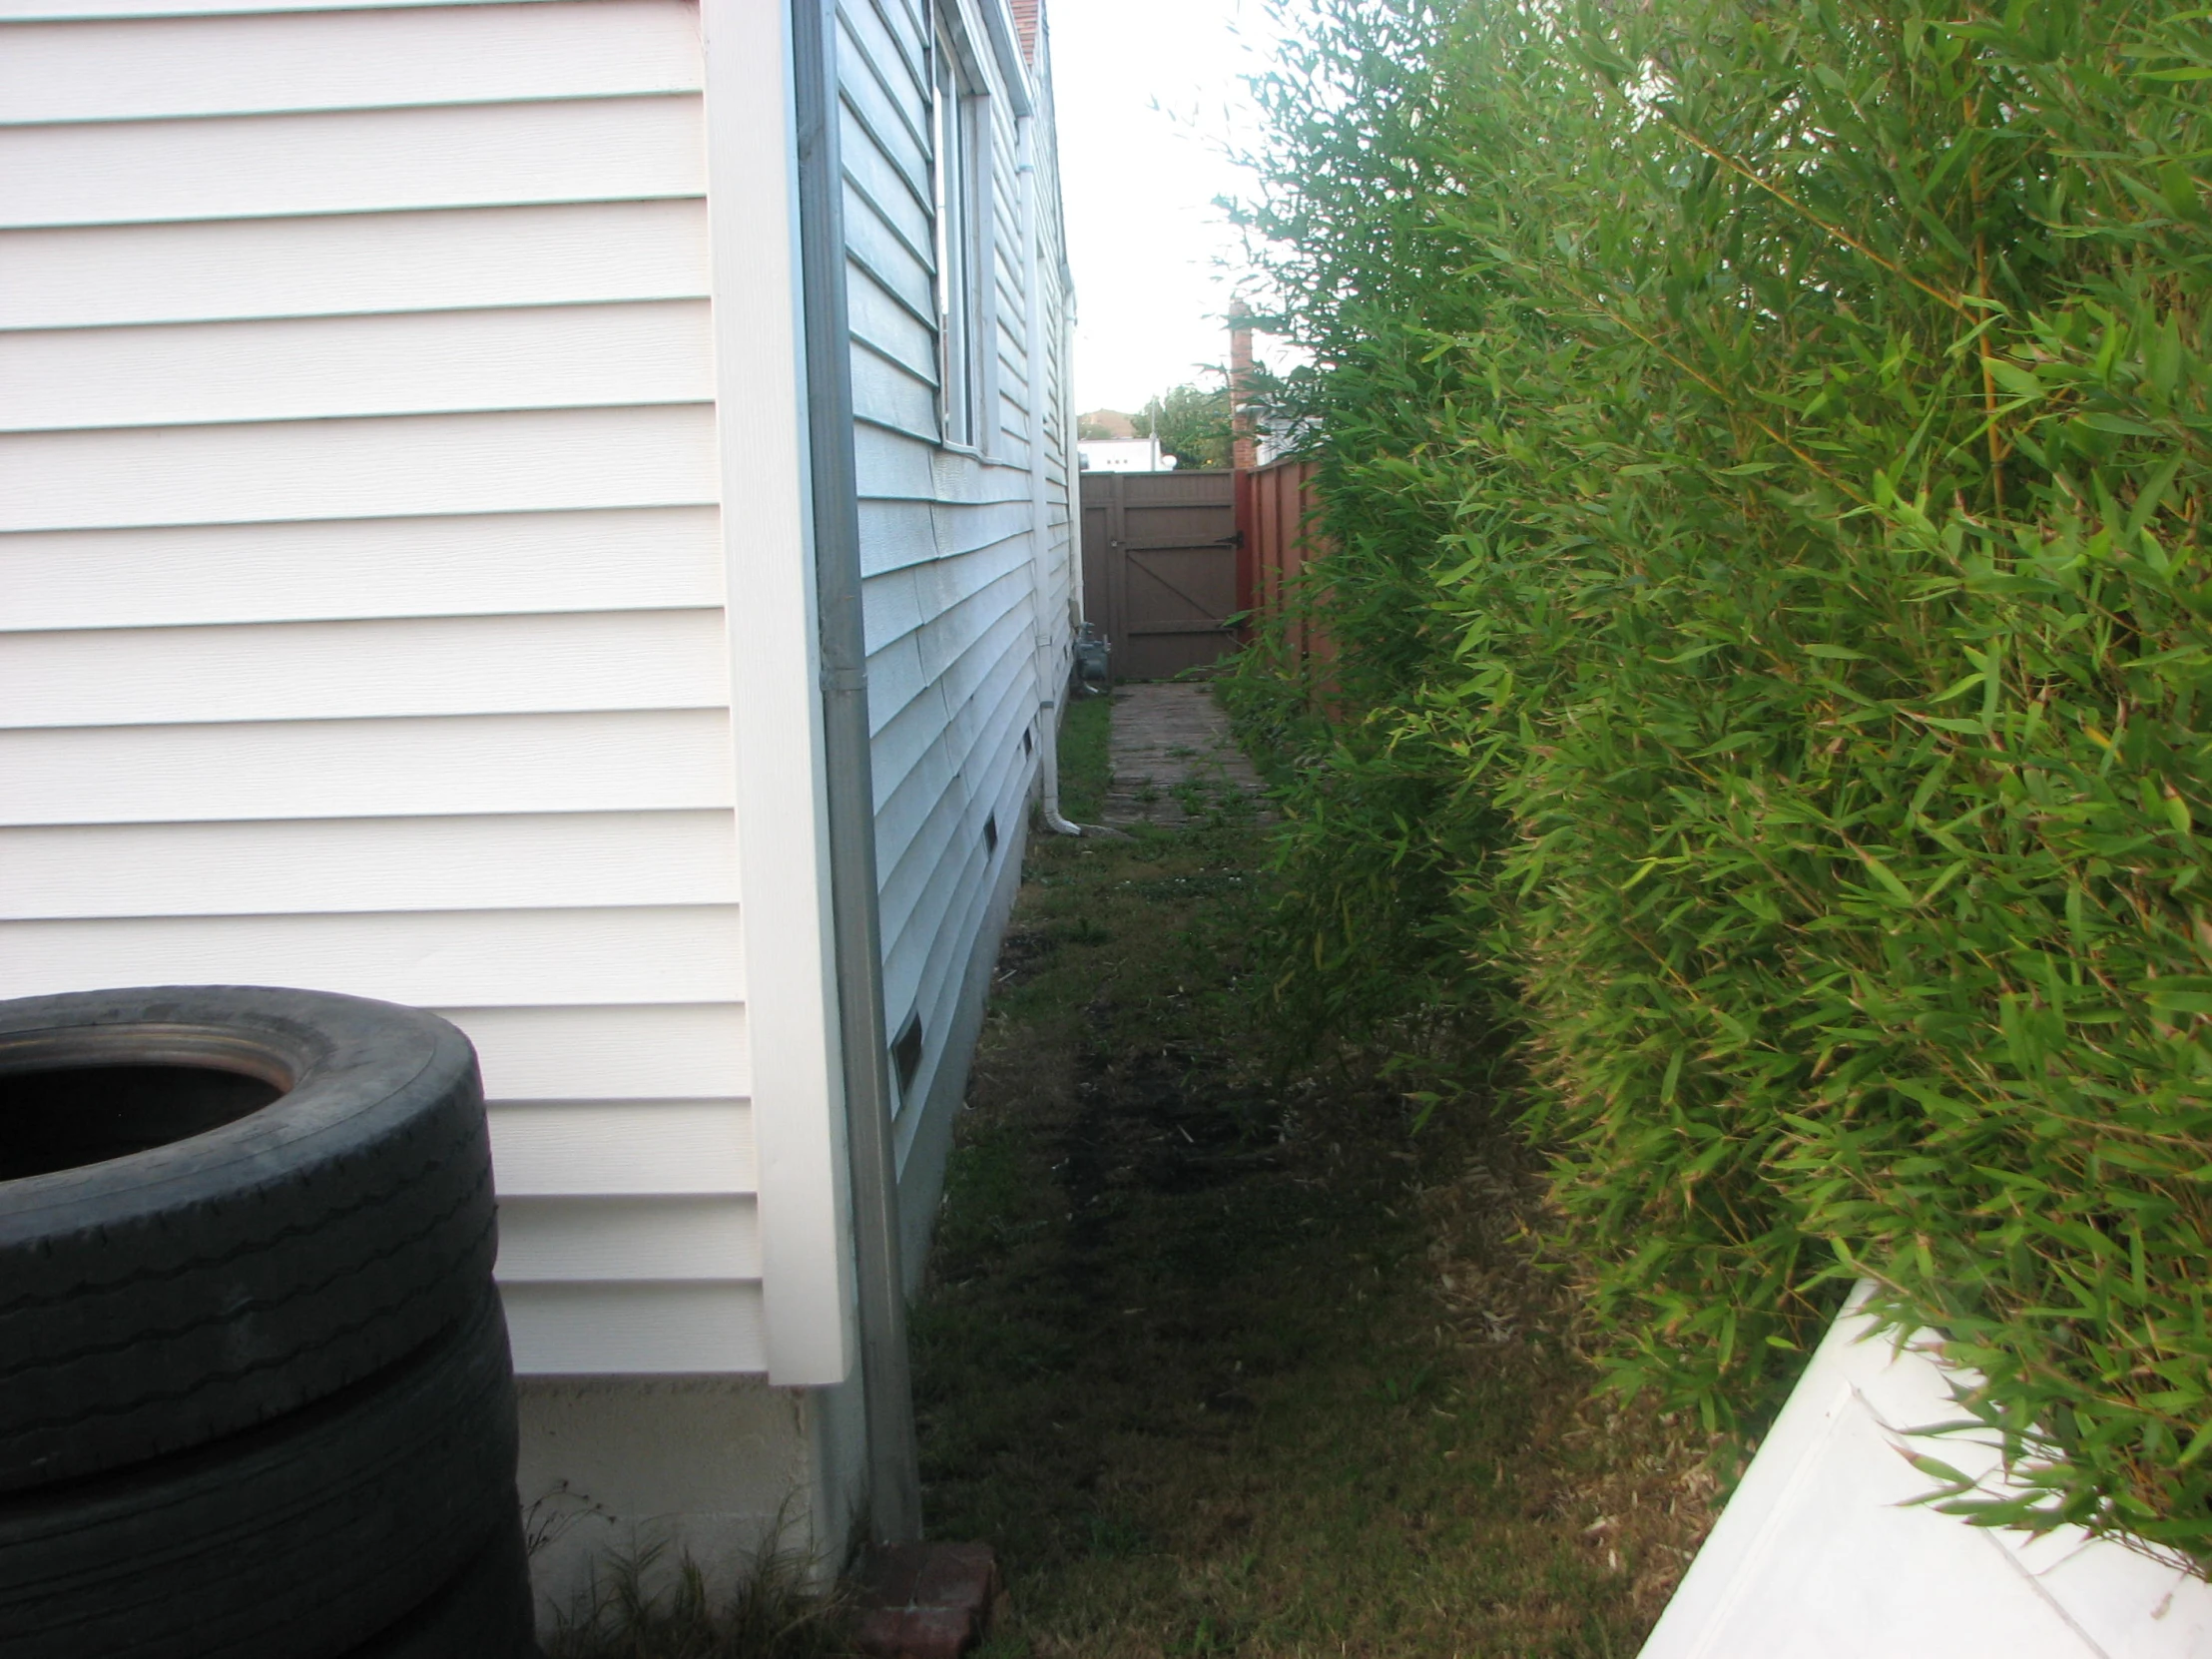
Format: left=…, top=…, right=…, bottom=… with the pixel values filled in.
left=930, top=19, right=986, bottom=447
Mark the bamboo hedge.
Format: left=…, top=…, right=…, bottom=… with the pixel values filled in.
left=1231, top=0, right=2212, bottom=1558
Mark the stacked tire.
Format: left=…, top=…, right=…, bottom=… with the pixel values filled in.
left=0, top=986, right=537, bottom=1659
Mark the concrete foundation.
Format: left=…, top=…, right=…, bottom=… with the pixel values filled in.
left=516, top=1369, right=867, bottom=1632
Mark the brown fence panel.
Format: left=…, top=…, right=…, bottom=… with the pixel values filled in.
left=1079, top=469, right=1240, bottom=681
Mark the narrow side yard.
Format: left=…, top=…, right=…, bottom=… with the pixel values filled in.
left=909, top=693, right=1722, bottom=1658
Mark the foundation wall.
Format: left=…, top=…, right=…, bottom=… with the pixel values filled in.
left=516, top=1371, right=868, bottom=1630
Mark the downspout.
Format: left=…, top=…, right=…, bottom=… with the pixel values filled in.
left=1017, top=113, right=1083, bottom=837
left=789, top=0, right=922, bottom=1545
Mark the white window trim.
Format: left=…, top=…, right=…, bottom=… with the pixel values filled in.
left=930, top=5, right=996, bottom=455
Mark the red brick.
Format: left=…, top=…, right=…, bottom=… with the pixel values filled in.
left=852, top=1607, right=909, bottom=1657
left=910, top=1542, right=998, bottom=1610
left=851, top=1542, right=1004, bottom=1659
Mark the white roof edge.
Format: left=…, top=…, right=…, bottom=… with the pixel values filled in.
left=974, top=0, right=1031, bottom=117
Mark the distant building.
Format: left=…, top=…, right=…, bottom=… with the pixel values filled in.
left=1079, top=437, right=1176, bottom=472
left=1254, top=415, right=1308, bottom=466
left=1077, top=407, right=1138, bottom=439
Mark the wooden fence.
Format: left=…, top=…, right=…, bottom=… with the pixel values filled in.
left=1071, top=459, right=1333, bottom=681
left=1079, top=469, right=1241, bottom=681
left=1235, top=457, right=1334, bottom=669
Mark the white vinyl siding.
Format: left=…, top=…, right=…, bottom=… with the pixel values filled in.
left=0, top=99, right=706, bottom=228
left=0, top=0, right=762, bottom=1376
left=0, top=0, right=1072, bottom=1391
left=1, top=300, right=717, bottom=432
left=0, top=4, right=701, bottom=121
left=0, top=508, right=724, bottom=632
left=0, top=711, right=735, bottom=827
left=1029, top=44, right=1077, bottom=700
left=0, top=405, right=720, bottom=532
left=0, top=813, right=740, bottom=919
left=0, top=202, right=710, bottom=331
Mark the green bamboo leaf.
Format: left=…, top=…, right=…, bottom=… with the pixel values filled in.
left=2179, top=1421, right=2212, bottom=1467
left=1233, top=0, right=2212, bottom=1562
left=2162, top=163, right=2205, bottom=220
left=2145, top=982, right=2212, bottom=1013
left=1987, top=358, right=2046, bottom=398
left=1858, top=850, right=1915, bottom=904
left=2079, top=413, right=2163, bottom=436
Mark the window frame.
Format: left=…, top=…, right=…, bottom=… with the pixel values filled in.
left=929, top=11, right=992, bottom=452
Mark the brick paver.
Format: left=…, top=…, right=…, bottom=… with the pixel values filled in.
left=852, top=1542, right=1004, bottom=1659
left=1100, top=683, right=1266, bottom=828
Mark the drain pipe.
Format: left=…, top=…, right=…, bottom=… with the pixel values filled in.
left=790, top=0, right=921, bottom=1545
left=1017, top=113, right=1084, bottom=838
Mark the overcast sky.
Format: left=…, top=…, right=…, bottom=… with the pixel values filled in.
left=1047, top=0, right=1271, bottom=416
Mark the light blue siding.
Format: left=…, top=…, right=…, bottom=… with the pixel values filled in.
left=832, top=0, right=1074, bottom=1238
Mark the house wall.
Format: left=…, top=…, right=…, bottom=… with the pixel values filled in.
left=0, top=0, right=779, bottom=1373
left=1030, top=37, right=1079, bottom=711
left=0, top=0, right=1073, bottom=1611
left=833, top=0, right=1075, bottom=1257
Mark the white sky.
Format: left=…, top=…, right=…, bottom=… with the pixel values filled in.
left=1045, top=0, right=1271, bottom=415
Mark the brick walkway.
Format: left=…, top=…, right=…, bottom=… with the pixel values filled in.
left=1100, top=683, right=1267, bottom=828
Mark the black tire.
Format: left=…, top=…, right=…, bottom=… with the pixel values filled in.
left=348, top=1514, right=538, bottom=1659
left=0, top=1285, right=520, bottom=1659
left=0, top=985, right=495, bottom=1492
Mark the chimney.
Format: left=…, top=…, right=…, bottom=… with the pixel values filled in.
left=1229, top=303, right=1257, bottom=472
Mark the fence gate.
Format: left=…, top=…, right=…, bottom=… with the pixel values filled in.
left=1080, top=469, right=1239, bottom=681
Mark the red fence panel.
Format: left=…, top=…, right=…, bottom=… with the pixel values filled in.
left=1236, top=458, right=1333, bottom=669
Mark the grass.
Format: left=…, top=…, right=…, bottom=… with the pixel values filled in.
left=547, top=689, right=1724, bottom=1657
left=1055, top=690, right=1113, bottom=823
left=908, top=690, right=1725, bottom=1658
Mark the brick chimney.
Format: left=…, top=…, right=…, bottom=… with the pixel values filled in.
left=1009, top=0, right=1039, bottom=63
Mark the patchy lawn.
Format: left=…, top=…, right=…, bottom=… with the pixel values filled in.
left=908, top=694, right=1723, bottom=1659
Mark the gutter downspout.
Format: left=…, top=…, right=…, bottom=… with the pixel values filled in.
left=1016, top=114, right=1082, bottom=838
left=790, top=0, right=922, bottom=1546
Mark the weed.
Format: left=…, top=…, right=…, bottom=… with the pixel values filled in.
left=545, top=1533, right=851, bottom=1659
left=525, top=1481, right=612, bottom=1560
